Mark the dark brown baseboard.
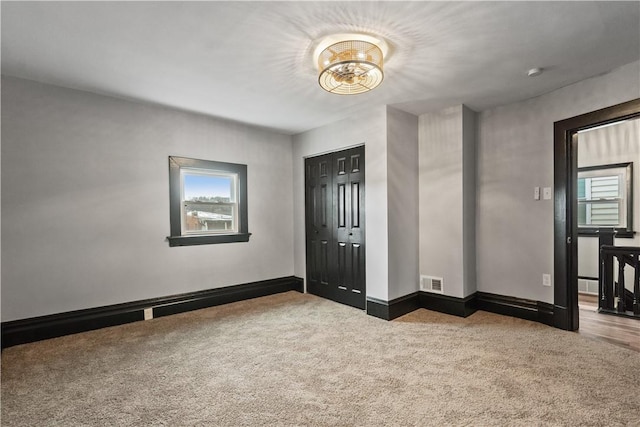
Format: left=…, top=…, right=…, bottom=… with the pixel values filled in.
left=1, top=276, right=303, bottom=349
left=3, top=279, right=559, bottom=349
left=367, top=290, right=555, bottom=327
left=366, top=293, right=421, bottom=320
left=367, top=291, right=476, bottom=320
left=419, top=292, right=477, bottom=318
left=476, top=292, right=555, bottom=326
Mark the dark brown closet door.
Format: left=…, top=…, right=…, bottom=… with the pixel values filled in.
left=305, top=154, right=333, bottom=293
left=305, top=146, right=365, bottom=309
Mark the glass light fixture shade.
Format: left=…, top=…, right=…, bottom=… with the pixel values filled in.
left=317, top=40, right=384, bottom=95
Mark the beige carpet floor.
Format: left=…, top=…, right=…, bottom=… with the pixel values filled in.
left=2, top=291, right=639, bottom=426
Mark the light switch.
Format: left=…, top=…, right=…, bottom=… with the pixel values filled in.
left=543, top=187, right=552, bottom=200
left=534, top=187, right=540, bottom=200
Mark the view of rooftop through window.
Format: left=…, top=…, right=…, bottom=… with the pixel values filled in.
left=182, top=171, right=237, bottom=233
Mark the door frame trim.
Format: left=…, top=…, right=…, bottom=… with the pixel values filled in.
left=553, top=98, right=640, bottom=330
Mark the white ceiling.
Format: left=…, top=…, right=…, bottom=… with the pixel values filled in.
left=2, top=1, right=639, bottom=135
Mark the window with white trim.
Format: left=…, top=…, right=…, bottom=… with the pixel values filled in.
left=578, top=162, right=633, bottom=237
left=182, top=170, right=237, bottom=234
left=167, top=156, right=250, bottom=246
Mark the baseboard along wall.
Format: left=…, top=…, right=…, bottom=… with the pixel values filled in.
left=366, top=293, right=422, bottom=320
left=1, top=276, right=304, bottom=349
left=366, top=290, right=555, bottom=327
left=3, top=277, right=557, bottom=349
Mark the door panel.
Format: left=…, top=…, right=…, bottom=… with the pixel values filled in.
left=320, top=240, right=330, bottom=285
left=351, top=243, right=363, bottom=294
left=320, top=184, right=328, bottom=227
left=305, top=154, right=333, bottom=298
left=308, top=238, right=318, bottom=283
left=305, top=146, right=365, bottom=309
left=337, top=183, right=346, bottom=227
left=337, top=241, right=347, bottom=287
left=351, top=182, right=360, bottom=228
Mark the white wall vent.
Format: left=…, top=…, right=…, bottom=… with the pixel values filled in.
left=578, top=279, right=598, bottom=295
left=420, top=275, right=444, bottom=294
left=578, top=279, right=587, bottom=293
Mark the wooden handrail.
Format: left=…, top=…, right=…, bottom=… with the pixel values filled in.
left=599, top=245, right=640, bottom=256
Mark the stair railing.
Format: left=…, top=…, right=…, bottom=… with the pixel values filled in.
left=599, top=236, right=640, bottom=317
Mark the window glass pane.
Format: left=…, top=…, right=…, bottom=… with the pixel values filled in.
left=589, top=202, right=620, bottom=226
left=181, top=171, right=238, bottom=234
left=589, top=175, right=619, bottom=199
left=576, top=163, right=631, bottom=232
left=577, top=178, right=586, bottom=199
left=184, top=203, right=234, bottom=232
left=183, top=173, right=235, bottom=203
left=578, top=202, right=587, bottom=225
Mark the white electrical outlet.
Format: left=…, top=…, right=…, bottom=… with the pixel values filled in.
left=534, top=187, right=540, bottom=200
left=543, top=187, right=552, bottom=200
left=542, top=274, right=551, bottom=287
left=144, top=308, right=153, bottom=320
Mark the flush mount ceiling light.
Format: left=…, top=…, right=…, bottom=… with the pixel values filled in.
left=315, top=34, right=388, bottom=95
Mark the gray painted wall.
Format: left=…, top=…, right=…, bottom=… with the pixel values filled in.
left=291, top=105, right=390, bottom=300
left=418, top=105, right=477, bottom=299
left=3, top=60, right=638, bottom=321
left=386, top=107, right=419, bottom=300
left=476, top=60, right=640, bottom=303
left=419, top=106, right=465, bottom=298
left=577, top=118, right=640, bottom=285
left=462, top=106, right=477, bottom=297
left=1, top=76, right=295, bottom=321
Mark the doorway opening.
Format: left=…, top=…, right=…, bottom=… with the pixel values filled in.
left=553, top=98, right=640, bottom=332
left=575, top=118, right=640, bottom=349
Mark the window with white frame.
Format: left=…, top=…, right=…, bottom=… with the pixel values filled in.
left=181, top=170, right=237, bottom=234
left=577, top=162, right=633, bottom=236
left=167, top=156, right=250, bottom=246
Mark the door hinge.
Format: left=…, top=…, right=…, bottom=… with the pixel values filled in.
left=567, top=236, right=572, bottom=244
